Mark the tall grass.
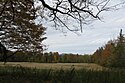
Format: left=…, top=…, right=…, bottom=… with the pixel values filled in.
left=0, top=65, right=125, bottom=83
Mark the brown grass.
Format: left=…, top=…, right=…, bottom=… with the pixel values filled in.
left=0, top=62, right=104, bottom=70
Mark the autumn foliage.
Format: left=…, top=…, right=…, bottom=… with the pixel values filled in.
left=92, top=29, right=125, bottom=67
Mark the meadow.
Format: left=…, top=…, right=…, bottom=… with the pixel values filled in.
left=0, top=62, right=103, bottom=70
left=0, top=62, right=125, bottom=83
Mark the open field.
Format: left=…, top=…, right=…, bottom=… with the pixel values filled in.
left=0, top=62, right=103, bottom=70
left=0, top=62, right=125, bottom=83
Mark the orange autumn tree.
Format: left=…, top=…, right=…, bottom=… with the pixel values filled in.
left=101, top=41, right=115, bottom=66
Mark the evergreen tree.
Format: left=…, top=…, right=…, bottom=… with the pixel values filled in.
left=112, top=29, right=125, bottom=67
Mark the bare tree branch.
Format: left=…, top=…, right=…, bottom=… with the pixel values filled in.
left=38, top=0, right=124, bottom=32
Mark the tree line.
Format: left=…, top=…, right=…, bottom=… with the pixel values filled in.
left=0, top=51, right=92, bottom=63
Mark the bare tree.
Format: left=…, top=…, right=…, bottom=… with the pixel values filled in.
left=38, top=0, right=125, bottom=32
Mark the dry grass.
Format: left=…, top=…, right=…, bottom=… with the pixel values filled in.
left=0, top=62, right=104, bottom=70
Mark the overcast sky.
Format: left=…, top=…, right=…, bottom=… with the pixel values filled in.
left=42, top=1, right=125, bottom=54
